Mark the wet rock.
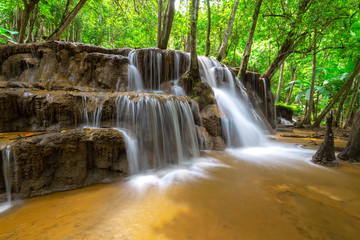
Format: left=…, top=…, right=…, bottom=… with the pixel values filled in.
left=0, top=41, right=130, bottom=91
left=212, top=136, right=226, bottom=151
left=0, top=90, right=195, bottom=132
left=192, top=82, right=216, bottom=111
left=200, top=104, right=223, bottom=137
left=196, top=126, right=213, bottom=150
left=242, top=71, right=276, bottom=129
left=1, top=128, right=127, bottom=200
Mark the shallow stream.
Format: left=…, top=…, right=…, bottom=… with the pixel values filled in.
left=1, top=143, right=359, bottom=240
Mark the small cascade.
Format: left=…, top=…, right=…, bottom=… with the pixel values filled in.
left=0, top=148, right=14, bottom=213
left=115, top=93, right=199, bottom=173
left=197, top=56, right=265, bottom=147
left=81, top=96, right=103, bottom=128
left=113, top=128, right=140, bottom=175
left=171, top=51, right=186, bottom=95
left=261, top=78, right=268, bottom=119
left=128, top=49, right=163, bottom=90
left=127, top=51, right=144, bottom=91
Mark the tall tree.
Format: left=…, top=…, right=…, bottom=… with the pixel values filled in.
left=216, top=0, right=239, bottom=62
left=238, top=0, right=263, bottom=79
left=189, top=0, right=200, bottom=81
left=275, top=62, right=285, bottom=102
left=47, top=0, right=88, bottom=41
left=205, top=0, right=211, bottom=56
left=157, top=0, right=175, bottom=49
left=18, top=0, right=40, bottom=43
left=303, top=29, right=317, bottom=124
left=285, top=56, right=300, bottom=104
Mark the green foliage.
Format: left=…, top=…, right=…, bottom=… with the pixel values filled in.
left=0, top=27, right=18, bottom=44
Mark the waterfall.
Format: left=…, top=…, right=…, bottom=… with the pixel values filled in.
left=197, top=56, right=266, bottom=147
left=113, top=128, right=140, bottom=175
left=0, top=148, right=14, bottom=213
left=127, top=50, right=144, bottom=91
left=115, top=93, right=199, bottom=174
left=171, top=51, right=186, bottom=95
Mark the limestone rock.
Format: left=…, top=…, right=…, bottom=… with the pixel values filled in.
left=0, top=128, right=127, bottom=200
left=200, top=104, right=223, bottom=137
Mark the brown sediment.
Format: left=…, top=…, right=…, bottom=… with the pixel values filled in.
left=0, top=148, right=359, bottom=239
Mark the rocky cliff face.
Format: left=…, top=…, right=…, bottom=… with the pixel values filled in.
left=0, top=129, right=127, bottom=200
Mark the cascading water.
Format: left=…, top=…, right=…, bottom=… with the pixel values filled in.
left=0, top=148, right=13, bottom=213
left=171, top=51, right=188, bottom=95
left=81, top=96, right=103, bottom=128
left=114, top=93, right=199, bottom=174
left=127, top=51, right=144, bottom=91
left=197, top=56, right=265, bottom=147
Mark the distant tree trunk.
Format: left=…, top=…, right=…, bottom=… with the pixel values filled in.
left=60, top=0, right=73, bottom=26
left=157, top=0, right=175, bottom=49
left=189, top=0, right=200, bottom=81
left=342, top=76, right=360, bottom=128
left=334, top=83, right=351, bottom=127
left=157, top=0, right=163, bottom=46
left=238, top=0, right=263, bottom=79
left=24, top=4, right=39, bottom=43
left=303, top=29, right=317, bottom=124
left=35, top=18, right=44, bottom=42
left=47, top=0, right=88, bottom=41
left=285, top=57, right=299, bottom=104
left=216, top=0, right=239, bottom=62
left=18, top=0, right=40, bottom=43
left=205, top=0, right=211, bottom=56
left=338, top=109, right=360, bottom=162
left=275, top=62, right=285, bottom=103
left=69, top=24, right=75, bottom=42
left=314, top=59, right=360, bottom=127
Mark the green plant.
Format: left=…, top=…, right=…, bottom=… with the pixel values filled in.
left=0, top=27, right=18, bottom=44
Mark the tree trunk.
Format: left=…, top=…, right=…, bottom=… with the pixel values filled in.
left=334, top=83, right=351, bottom=127
left=238, top=0, right=263, bottom=79
left=285, top=57, right=299, bottom=104
left=189, top=0, right=200, bottom=80
left=342, top=76, right=360, bottom=128
left=157, top=0, right=175, bottom=49
left=18, top=0, right=40, bottom=43
left=35, top=18, right=44, bottom=42
left=24, top=4, right=39, bottom=43
left=312, top=114, right=338, bottom=166
left=303, top=29, right=317, bottom=124
left=313, top=59, right=360, bottom=127
left=47, top=0, right=88, bottom=41
left=157, top=0, right=163, bottom=46
left=275, top=62, right=285, bottom=102
left=182, top=0, right=201, bottom=95
left=60, top=0, right=73, bottom=26
left=338, top=109, right=360, bottom=162
left=216, top=0, right=240, bottom=62
left=205, top=0, right=211, bottom=56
